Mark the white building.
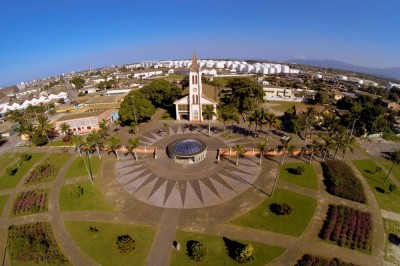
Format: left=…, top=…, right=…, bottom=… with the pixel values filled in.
left=174, top=53, right=217, bottom=121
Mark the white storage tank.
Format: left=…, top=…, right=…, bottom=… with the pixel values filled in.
left=254, top=66, right=261, bottom=73
left=338, top=75, right=348, bottom=81
left=226, top=61, right=233, bottom=68
left=238, top=64, right=247, bottom=72
left=230, top=63, right=238, bottom=70
left=262, top=67, right=269, bottom=74
left=215, top=61, right=225, bottom=69
left=282, top=65, right=290, bottom=74
left=269, top=67, right=276, bottom=74
left=246, top=65, right=254, bottom=73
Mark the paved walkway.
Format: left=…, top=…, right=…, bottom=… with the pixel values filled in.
left=0, top=120, right=395, bottom=265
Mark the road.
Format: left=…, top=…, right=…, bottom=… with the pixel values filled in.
left=63, top=78, right=78, bottom=101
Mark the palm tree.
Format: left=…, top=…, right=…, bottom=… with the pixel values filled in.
left=304, top=107, right=317, bottom=139
left=87, top=130, right=103, bottom=159
left=341, top=136, right=355, bottom=161
left=278, top=136, right=292, bottom=165
left=321, top=136, right=334, bottom=162
left=80, top=137, right=92, bottom=158
left=264, top=112, right=281, bottom=136
left=107, top=134, right=121, bottom=160
left=71, top=135, right=83, bottom=156
left=98, top=119, right=110, bottom=139
left=333, top=132, right=346, bottom=160
left=384, top=151, right=400, bottom=184
left=233, top=144, right=245, bottom=166
left=36, top=114, right=53, bottom=141
left=308, top=139, right=321, bottom=164
left=202, top=105, right=216, bottom=137
left=59, top=122, right=71, bottom=136
left=126, top=137, right=139, bottom=161
left=218, top=104, right=239, bottom=133
left=257, top=141, right=268, bottom=165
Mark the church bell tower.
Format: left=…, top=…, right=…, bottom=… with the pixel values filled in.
left=189, top=51, right=202, bottom=121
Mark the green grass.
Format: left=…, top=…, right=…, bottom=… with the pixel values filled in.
left=64, top=156, right=102, bottom=179
left=0, top=153, right=18, bottom=173
left=378, top=157, right=400, bottom=183
left=157, top=74, right=186, bottom=81
left=383, top=218, right=400, bottom=265
left=229, top=188, right=317, bottom=237
left=353, top=160, right=400, bottom=213
left=65, top=221, right=155, bottom=266
left=0, top=153, right=44, bottom=190
left=0, top=194, right=9, bottom=215
left=170, top=231, right=285, bottom=266
left=279, top=163, right=318, bottom=190
left=59, top=181, right=114, bottom=212
left=47, top=139, right=73, bottom=147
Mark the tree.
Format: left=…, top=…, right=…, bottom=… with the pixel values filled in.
left=385, top=151, right=400, bottom=184
left=304, top=107, right=317, bottom=139
left=389, top=184, right=397, bottom=196
left=126, top=137, right=139, bottom=161
left=321, top=136, right=335, bottom=162
left=140, top=79, right=182, bottom=108
left=218, top=104, right=239, bottom=133
left=228, top=77, right=264, bottom=113
left=202, top=105, right=216, bottom=137
left=70, top=77, right=85, bottom=89
left=36, top=114, right=53, bottom=140
left=341, top=136, right=355, bottom=161
left=257, top=141, right=268, bottom=165
left=98, top=119, right=110, bottom=139
left=235, top=243, right=254, bottom=263
left=278, top=137, right=292, bottom=165
left=107, top=134, right=121, bottom=160
left=87, top=130, right=103, bottom=159
left=249, top=108, right=263, bottom=133
left=186, top=240, right=207, bottom=262
left=59, top=123, right=71, bottom=136
left=71, top=135, right=83, bottom=156
left=314, top=91, right=330, bottom=104
left=264, top=112, right=281, bottom=136
left=119, top=92, right=156, bottom=124
left=308, top=139, right=321, bottom=164
left=233, top=144, right=245, bottom=166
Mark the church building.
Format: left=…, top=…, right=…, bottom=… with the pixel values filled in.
left=174, top=52, right=218, bottom=121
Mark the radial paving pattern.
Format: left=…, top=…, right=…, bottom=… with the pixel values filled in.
left=116, top=125, right=261, bottom=209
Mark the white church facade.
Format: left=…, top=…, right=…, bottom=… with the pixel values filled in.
left=174, top=52, right=217, bottom=122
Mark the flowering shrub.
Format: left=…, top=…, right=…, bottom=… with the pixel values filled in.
left=13, top=189, right=47, bottom=215
left=321, top=161, right=366, bottom=203
left=319, top=205, right=372, bottom=252
left=25, top=154, right=70, bottom=184
left=8, top=222, right=68, bottom=264
left=295, top=254, right=359, bottom=266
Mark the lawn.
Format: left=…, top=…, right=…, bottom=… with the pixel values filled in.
left=0, top=194, right=9, bottom=215
left=267, top=101, right=308, bottom=113
left=47, top=139, right=73, bottom=147
left=383, top=218, right=400, bottom=265
left=0, top=153, right=18, bottom=173
left=353, top=160, right=400, bottom=213
left=279, top=163, right=318, bottom=190
left=0, top=153, right=44, bottom=190
left=378, top=157, right=400, bottom=183
left=170, top=231, right=285, bottom=266
left=65, top=221, right=155, bottom=266
left=59, top=180, right=114, bottom=212
left=64, top=156, right=102, bottom=179
left=229, top=188, right=317, bottom=237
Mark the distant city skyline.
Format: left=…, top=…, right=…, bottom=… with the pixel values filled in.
left=1, top=0, right=399, bottom=86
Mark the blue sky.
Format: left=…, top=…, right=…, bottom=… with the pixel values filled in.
left=1, top=0, right=399, bottom=86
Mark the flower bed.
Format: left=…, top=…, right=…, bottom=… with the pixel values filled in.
left=319, top=205, right=372, bottom=253
left=8, top=222, right=68, bottom=264
left=321, top=161, right=366, bottom=203
left=12, top=189, right=47, bottom=215
left=25, top=154, right=70, bottom=184
left=295, top=254, right=359, bottom=266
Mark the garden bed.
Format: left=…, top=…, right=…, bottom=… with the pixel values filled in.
left=8, top=222, right=68, bottom=265
left=12, top=189, right=48, bottom=216
left=319, top=205, right=373, bottom=253
left=321, top=160, right=366, bottom=203
left=25, top=153, right=70, bottom=184
left=295, top=254, right=359, bottom=266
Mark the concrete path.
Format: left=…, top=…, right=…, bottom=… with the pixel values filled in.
left=146, top=208, right=181, bottom=266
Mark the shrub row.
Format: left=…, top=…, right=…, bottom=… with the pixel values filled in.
left=319, top=205, right=372, bottom=252
left=295, top=254, right=359, bottom=266
left=321, top=161, right=366, bottom=203
left=8, top=222, right=68, bottom=264
left=13, top=189, right=47, bottom=215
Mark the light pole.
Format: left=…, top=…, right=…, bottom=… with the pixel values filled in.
left=131, top=95, right=138, bottom=134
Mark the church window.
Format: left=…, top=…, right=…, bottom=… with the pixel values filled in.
left=196, top=95, right=199, bottom=103
left=195, top=75, right=198, bottom=84
left=193, top=110, right=199, bottom=120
